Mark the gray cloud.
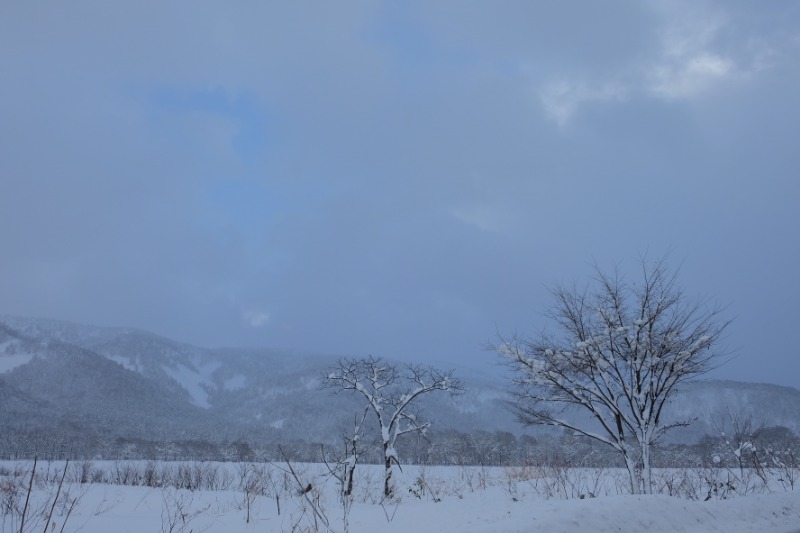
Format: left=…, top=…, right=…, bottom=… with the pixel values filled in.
left=1, top=1, right=798, bottom=386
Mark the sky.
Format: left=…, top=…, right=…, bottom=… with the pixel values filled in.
left=1, top=1, right=798, bottom=388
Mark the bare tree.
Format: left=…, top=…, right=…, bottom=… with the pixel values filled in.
left=496, top=256, right=729, bottom=494
left=323, top=356, right=462, bottom=498
left=320, top=408, right=369, bottom=533
left=711, top=411, right=765, bottom=477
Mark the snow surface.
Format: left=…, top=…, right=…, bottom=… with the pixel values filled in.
left=13, top=481, right=800, bottom=533
left=4, top=462, right=800, bottom=533
left=162, top=361, right=221, bottom=408
left=109, top=356, right=141, bottom=373
left=0, top=351, right=33, bottom=373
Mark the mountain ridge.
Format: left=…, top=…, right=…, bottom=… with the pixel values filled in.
left=1, top=314, right=798, bottom=459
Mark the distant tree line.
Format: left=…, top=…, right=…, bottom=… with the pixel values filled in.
left=2, top=422, right=798, bottom=471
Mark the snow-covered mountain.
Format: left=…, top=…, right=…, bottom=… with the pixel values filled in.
left=0, top=316, right=518, bottom=453
left=1, top=315, right=798, bottom=458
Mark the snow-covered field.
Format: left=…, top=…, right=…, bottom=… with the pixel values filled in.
left=2, top=461, right=799, bottom=533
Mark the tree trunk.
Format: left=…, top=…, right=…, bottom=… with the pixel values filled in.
left=383, top=451, right=393, bottom=498
left=641, top=441, right=652, bottom=495
left=623, top=450, right=641, bottom=495
left=383, top=440, right=395, bottom=498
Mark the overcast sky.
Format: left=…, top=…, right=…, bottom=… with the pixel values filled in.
left=1, top=1, right=798, bottom=387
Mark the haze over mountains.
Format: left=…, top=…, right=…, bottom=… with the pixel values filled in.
left=1, top=315, right=798, bottom=459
